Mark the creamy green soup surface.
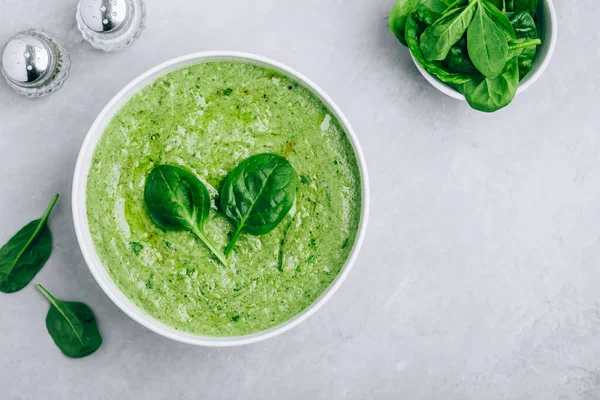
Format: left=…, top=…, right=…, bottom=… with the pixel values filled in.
left=86, top=61, right=362, bottom=337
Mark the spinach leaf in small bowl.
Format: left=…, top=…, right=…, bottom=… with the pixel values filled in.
left=389, top=0, right=554, bottom=112
left=506, top=11, right=540, bottom=79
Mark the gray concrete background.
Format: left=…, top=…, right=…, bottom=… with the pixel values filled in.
left=1, top=0, right=599, bottom=399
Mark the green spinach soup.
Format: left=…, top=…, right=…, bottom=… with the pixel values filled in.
left=86, top=61, right=362, bottom=337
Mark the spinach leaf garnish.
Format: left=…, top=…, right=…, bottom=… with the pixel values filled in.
left=0, top=194, right=59, bottom=293
left=220, top=153, right=297, bottom=255
left=37, top=284, right=102, bottom=359
left=144, top=165, right=228, bottom=266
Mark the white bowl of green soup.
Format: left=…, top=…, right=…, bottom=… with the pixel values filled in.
left=72, top=52, right=369, bottom=346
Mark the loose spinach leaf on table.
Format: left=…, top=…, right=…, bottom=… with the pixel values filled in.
left=37, top=285, right=102, bottom=359
left=460, top=56, right=519, bottom=112
left=220, top=153, right=297, bottom=256
left=405, top=13, right=473, bottom=85
left=420, top=2, right=477, bottom=61
left=507, top=11, right=540, bottom=79
left=467, top=0, right=509, bottom=78
left=144, top=165, right=228, bottom=266
left=0, top=194, right=59, bottom=293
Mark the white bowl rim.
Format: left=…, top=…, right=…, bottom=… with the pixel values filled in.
left=412, top=0, right=558, bottom=101
left=72, top=51, right=370, bottom=347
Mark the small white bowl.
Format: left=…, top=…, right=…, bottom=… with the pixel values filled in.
left=72, top=52, right=370, bottom=347
left=412, top=0, right=557, bottom=101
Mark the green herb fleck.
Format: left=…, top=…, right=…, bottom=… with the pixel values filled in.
left=223, top=88, right=233, bottom=96
left=145, top=273, right=154, bottom=289
left=130, top=242, right=143, bottom=255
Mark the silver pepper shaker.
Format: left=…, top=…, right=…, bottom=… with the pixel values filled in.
left=1, top=30, right=70, bottom=98
left=76, top=0, right=146, bottom=52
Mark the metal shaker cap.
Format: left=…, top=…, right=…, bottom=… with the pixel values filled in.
left=79, top=0, right=129, bottom=33
left=1, top=30, right=70, bottom=97
left=77, top=0, right=145, bottom=52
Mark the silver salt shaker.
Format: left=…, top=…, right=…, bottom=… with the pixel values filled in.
left=77, top=0, right=146, bottom=51
left=1, top=30, right=70, bottom=98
